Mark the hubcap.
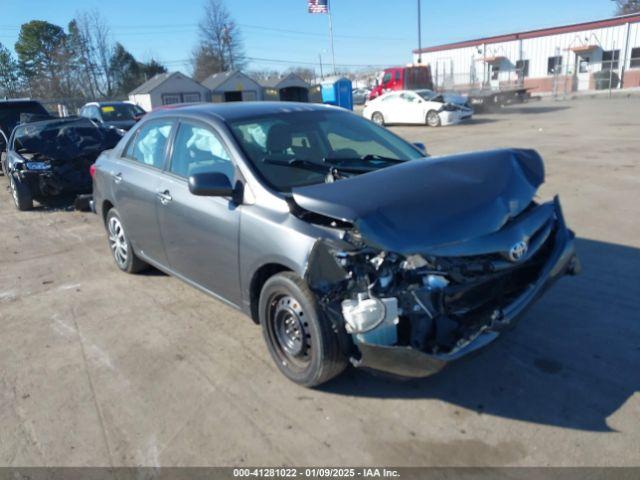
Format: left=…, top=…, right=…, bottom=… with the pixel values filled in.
left=373, top=114, right=383, bottom=125
left=10, top=176, right=18, bottom=206
left=107, top=216, right=128, bottom=268
left=269, top=295, right=310, bottom=368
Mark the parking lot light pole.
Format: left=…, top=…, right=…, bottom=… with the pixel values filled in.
left=417, top=0, right=423, bottom=64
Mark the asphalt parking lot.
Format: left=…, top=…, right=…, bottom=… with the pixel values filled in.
left=1, top=97, right=639, bottom=467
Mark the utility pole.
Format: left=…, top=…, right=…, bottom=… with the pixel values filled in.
left=319, top=53, right=324, bottom=80
left=328, top=0, right=337, bottom=74
left=417, top=0, right=423, bottom=64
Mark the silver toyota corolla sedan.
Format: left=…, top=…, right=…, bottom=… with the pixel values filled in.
left=92, top=102, right=580, bottom=387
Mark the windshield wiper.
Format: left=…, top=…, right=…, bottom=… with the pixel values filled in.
left=263, top=157, right=375, bottom=174
left=324, top=154, right=404, bottom=165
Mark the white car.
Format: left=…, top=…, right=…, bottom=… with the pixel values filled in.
left=363, top=89, right=473, bottom=127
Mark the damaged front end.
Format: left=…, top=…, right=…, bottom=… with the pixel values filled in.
left=298, top=149, right=580, bottom=378
left=10, top=117, right=121, bottom=197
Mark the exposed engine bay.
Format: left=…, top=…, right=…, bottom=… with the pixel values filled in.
left=294, top=149, right=581, bottom=377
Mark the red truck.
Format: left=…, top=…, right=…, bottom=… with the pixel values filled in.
left=368, top=65, right=434, bottom=100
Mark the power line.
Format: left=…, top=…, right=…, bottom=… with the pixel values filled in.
left=0, top=22, right=412, bottom=42
left=162, top=55, right=389, bottom=68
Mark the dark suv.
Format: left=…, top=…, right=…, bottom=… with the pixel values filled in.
left=92, top=102, right=579, bottom=387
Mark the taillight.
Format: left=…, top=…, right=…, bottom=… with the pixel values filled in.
left=89, top=164, right=97, bottom=178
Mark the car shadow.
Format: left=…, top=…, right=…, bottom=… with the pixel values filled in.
left=322, top=238, right=640, bottom=432
left=32, top=193, right=79, bottom=212
left=139, top=267, right=167, bottom=277
left=461, top=118, right=498, bottom=125
left=499, top=105, right=571, bottom=115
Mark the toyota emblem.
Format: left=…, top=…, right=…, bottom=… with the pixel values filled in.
left=508, top=240, right=528, bottom=262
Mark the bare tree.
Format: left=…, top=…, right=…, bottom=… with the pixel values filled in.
left=285, top=67, right=317, bottom=84
left=192, top=0, right=244, bottom=79
left=71, top=10, right=114, bottom=98
left=612, top=0, right=640, bottom=14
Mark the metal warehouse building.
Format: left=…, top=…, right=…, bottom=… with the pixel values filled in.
left=413, top=13, right=640, bottom=94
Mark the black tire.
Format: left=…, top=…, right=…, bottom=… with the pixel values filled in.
left=426, top=110, right=441, bottom=127
left=0, top=152, right=6, bottom=176
left=9, top=174, right=33, bottom=211
left=259, top=272, right=348, bottom=387
left=371, top=111, right=385, bottom=126
left=105, top=208, right=148, bottom=274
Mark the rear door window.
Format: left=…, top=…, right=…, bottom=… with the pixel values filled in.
left=127, top=119, right=174, bottom=169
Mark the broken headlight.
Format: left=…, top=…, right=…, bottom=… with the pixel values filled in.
left=25, top=161, right=51, bottom=171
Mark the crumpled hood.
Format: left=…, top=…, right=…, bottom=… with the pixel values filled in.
left=291, top=148, right=545, bottom=254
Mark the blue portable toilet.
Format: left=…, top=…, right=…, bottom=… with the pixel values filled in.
left=320, top=77, right=353, bottom=110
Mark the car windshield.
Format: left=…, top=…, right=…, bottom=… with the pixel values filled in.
left=228, top=110, right=424, bottom=193
left=99, top=103, right=145, bottom=121
left=416, top=89, right=437, bottom=100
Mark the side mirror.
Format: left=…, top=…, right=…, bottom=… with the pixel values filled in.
left=188, top=172, right=235, bottom=197
left=413, top=142, right=427, bottom=154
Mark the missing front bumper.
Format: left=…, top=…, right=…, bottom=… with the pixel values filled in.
left=351, top=211, right=579, bottom=378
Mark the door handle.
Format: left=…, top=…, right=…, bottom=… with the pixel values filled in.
left=112, top=172, right=123, bottom=184
left=156, top=190, right=172, bottom=205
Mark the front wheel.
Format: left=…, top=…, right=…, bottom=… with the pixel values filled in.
left=106, top=208, right=148, bottom=273
left=10, top=174, right=33, bottom=211
left=371, top=111, right=385, bottom=126
left=426, top=110, right=441, bottom=127
left=259, top=272, right=348, bottom=387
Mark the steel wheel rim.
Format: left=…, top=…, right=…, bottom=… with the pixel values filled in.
left=268, top=294, right=311, bottom=370
left=10, top=176, right=19, bottom=206
left=108, top=216, right=128, bottom=268
left=428, top=112, right=439, bottom=126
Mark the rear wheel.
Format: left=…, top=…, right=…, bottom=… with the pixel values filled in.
left=106, top=208, right=148, bottom=273
left=426, top=110, right=441, bottom=127
left=371, top=112, right=385, bottom=126
left=10, top=174, right=33, bottom=211
left=259, top=272, right=347, bottom=387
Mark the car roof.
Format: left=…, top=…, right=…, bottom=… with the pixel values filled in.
left=0, top=99, right=44, bottom=106
left=146, top=101, right=341, bottom=123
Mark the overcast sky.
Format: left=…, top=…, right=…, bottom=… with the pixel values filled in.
left=0, top=0, right=614, bottom=73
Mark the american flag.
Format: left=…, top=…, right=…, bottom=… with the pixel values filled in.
left=308, top=0, right=329, bottom=14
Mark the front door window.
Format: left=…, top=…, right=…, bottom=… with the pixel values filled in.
left=170, top=122, right=234, bottom=181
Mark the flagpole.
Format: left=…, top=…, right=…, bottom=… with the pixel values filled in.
left=328, top=0, right=336, bottom=74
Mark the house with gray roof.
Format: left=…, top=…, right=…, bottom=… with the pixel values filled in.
left=128, top=72, right=209, bottom=111
left=202, top=71, right=263, bottom=102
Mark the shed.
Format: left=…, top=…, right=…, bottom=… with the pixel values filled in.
left=260, top=74, right=310, bottom=102
left=128, top=72, right=209, bottom=111
left=203, top=71, right=263, bottom=102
